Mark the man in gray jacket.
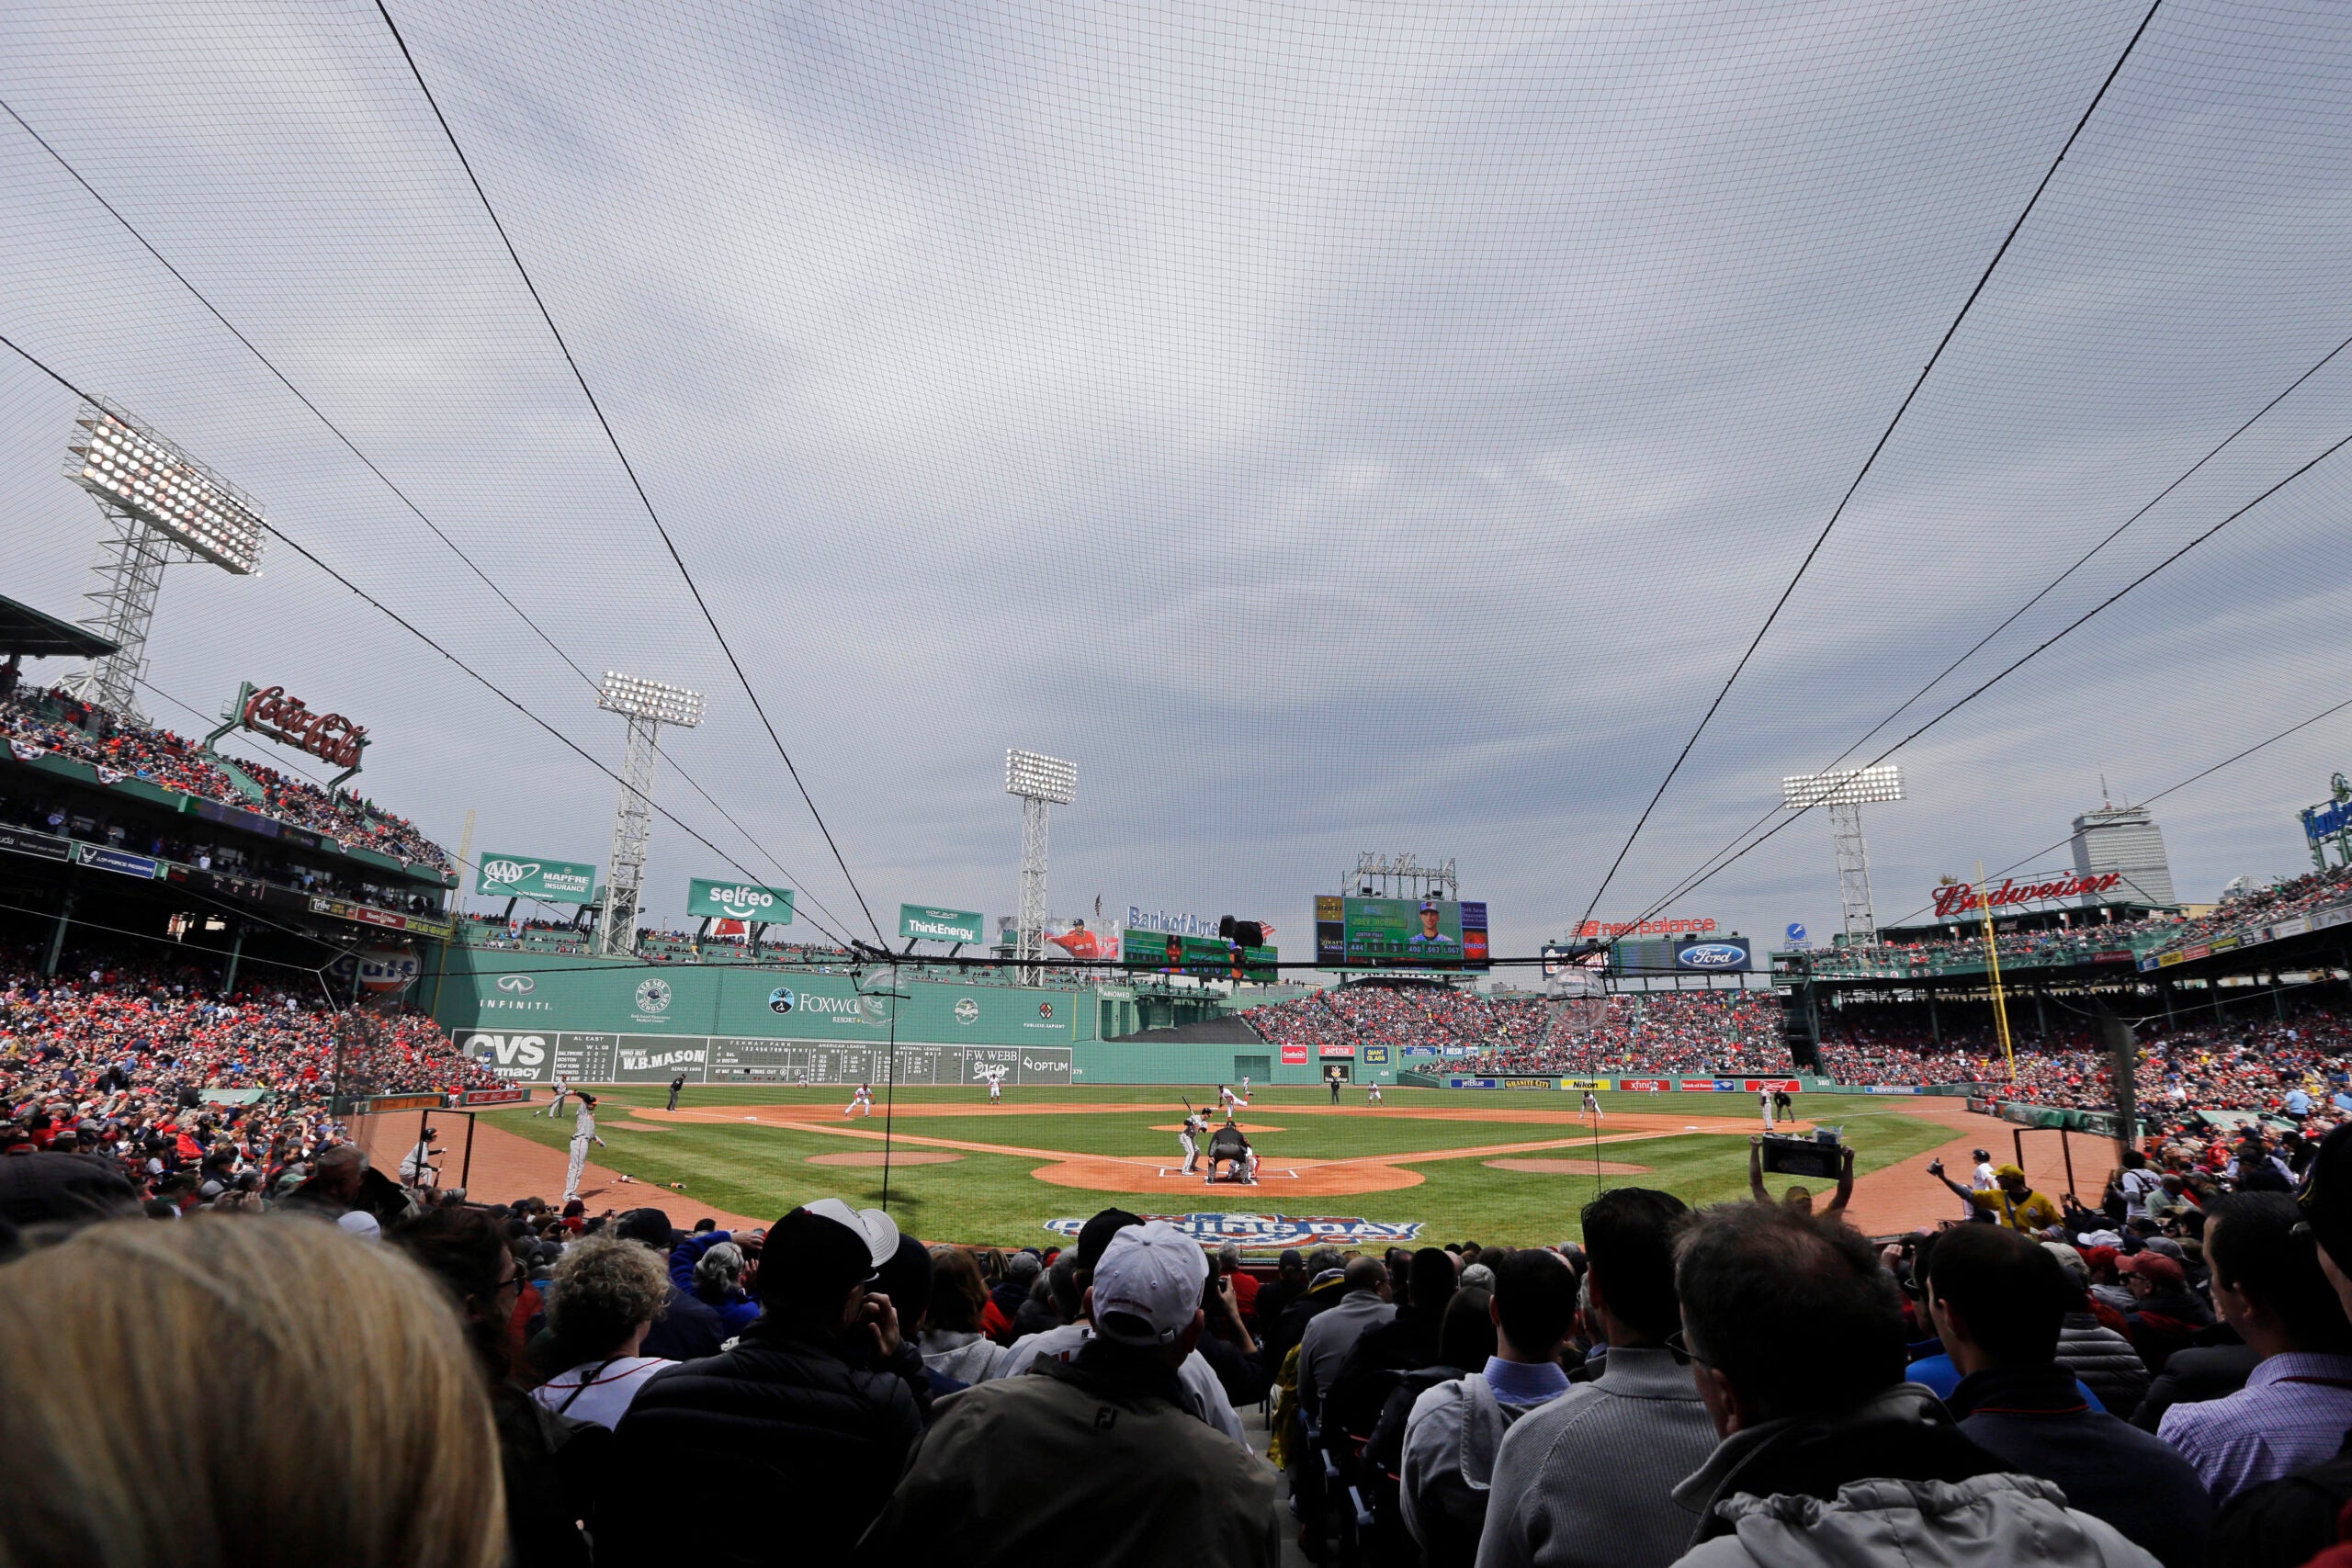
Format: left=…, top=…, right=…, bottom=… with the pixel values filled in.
left=1477, top=1190, right=1718, bottom=1568
left=1667, top=1202, right=2158, bottom=1568
left=1297, top=1254, right=1396, bottom=1423
left=1401, top=1247, right=1581, bottom=1566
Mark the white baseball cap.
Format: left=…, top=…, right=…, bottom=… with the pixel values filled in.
left=801, top=1197, right=901, bottom=1270
left=337, top=1210, right=382, bottom=1244
left=1091, top=1221, right=1207, bottom=1347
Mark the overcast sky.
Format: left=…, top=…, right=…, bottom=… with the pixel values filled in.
left=6, top=0, right=2352, bottom=965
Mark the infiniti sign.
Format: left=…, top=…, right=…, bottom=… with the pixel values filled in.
left=495, top=974, right=537, bottom=993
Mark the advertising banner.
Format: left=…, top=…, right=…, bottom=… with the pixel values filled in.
left=686, top=878, right=795, bottom=924
left=77, top=844, right=158, bottom=879
left=1674, top=938, right=1751, bottom=972
left=1620, top=1077, right=1669, bottom=1091
left=1560, top=1077, right=1611, bottom=1090
left=1362, top=1045, right=1392, bottom=1066
left=458, top=1087, right=529, bottom=1106
left=899, top=904, right=986, bottom=944
left=1319, top=1043, right=1355, bottom=1058
left=458, top=1025, right=1074, bottom=1087
left=1447, top=1077, right=1498, bottom=1089
left=1280, top=1043, right=1309, bottom=1066
left=1679, top=1078, right=1720, bottom=1091
left=1321, top=895, right=1491, bottom=972
left=1500, top=1077, right=1558, bottom=1090
left=0, top=824, right=71, bottom=863
left=476, top=853, right=596, bottom=903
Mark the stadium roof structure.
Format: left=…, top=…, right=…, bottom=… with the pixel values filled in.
left=0, top=594, right=119, bottom=661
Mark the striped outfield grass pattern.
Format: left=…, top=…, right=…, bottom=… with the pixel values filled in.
left=486, top=1084, right=1954, bottom=1247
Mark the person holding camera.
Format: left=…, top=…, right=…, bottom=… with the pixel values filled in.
left=1750, top=1135, right=1854, bottom=1224
left=1931, top=1156, right=2062, bottom=1233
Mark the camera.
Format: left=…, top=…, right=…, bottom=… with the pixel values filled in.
left=1759, top=1129, right=1845, bottom=1181
left=1927, top=1157, right=1945, bottom=1178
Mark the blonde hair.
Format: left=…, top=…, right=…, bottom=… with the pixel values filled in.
left=0, top=1214, right=503, bottom=1568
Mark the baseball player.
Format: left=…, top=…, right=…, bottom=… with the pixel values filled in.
left=1759, top=1088, right=1776, bottom=1132
left=1240, top=1076, right=1252, bottom=1099
left=1217, top=1083, right=1243, bottom=1122
left=988, top=1073, right=1002, bottom=1104
left=1366, top=1081, right=1384, bottom=1104
left=399, top=1125, right=444, bottom=1190
left=1180, top=1107, right=1209, bottom=1173
left=845, top=1082, right=875, bottom=1118
left=1581, top=1089, right=1602, bottom=1122
left=562, top=1094, right=605, bottom=1204
left=540, top=1075, right=570, bottom=1117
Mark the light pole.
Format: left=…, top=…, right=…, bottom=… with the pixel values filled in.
left=62, top=400, right=266, bottom=722
left=1781, top=764, right=1905, bottom=947
left=1005, top=748, right=1077, bottom=984
left=596, top=671, right=704, bottom=956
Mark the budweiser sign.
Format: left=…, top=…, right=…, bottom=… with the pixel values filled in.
left=1931, top=871, right=2122, bottom=919
left=242, top=684, right=367, bottom=768
left=1577, top=916, right=1717, bottom=939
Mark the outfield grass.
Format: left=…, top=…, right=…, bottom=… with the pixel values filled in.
left=490, top=1085, right=1953, bottom=1247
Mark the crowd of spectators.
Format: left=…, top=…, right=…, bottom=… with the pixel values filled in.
left=1244, top=985, right=1556, bottom=1060
left=1243, top=986, right=1794, bottom=1077
left=24, top=1127, right=2352, bottom=1567
left=1816, top=1002, right=2352, bottom=1118
left=2150, top=864, right=2352, bottom=957
left=1, top=685, right=450, bottom=871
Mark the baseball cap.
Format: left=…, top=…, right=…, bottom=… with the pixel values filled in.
left=1419, top=901, right=1440, bottom=913
left=1972, top=1149, right=1991, bottom=1160
left=800, top=1197, right=901, bottom=1270
left=615, top=1208, right=676, bottom=1250
left=337, top=1210, right=382, bottom=1244
left=1091, top=1221, right=1208, bottom=1347
left=1993, top=1163, right=2027, bottom=1181
left=2118, top=1252, right=2185, bottom=1287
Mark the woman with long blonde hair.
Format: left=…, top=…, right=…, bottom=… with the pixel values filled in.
left=0, top=1213, right=503, bottom=1568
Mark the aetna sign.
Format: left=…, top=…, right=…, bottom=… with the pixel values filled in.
left=1930, top=872, right=2123, bottom=919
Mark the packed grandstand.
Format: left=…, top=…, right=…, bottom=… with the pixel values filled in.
left=0, top=684, right=451, bottom=872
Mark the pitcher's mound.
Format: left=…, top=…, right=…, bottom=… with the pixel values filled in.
left=807, top=1151, right=964, bottom=1168
left=1032, top=1156, right=1423, bottom=1197
left=1484, top=1158, right=1655, bottom=1175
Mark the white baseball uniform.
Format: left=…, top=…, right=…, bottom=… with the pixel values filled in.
left=845, top=1085, right=874, bottom=1117
left=542, top=1078, right=570, bottom=1117
left=988, top=1076, right=1002, bottom=1103
left=563, top=1103, right=604, bottom=1202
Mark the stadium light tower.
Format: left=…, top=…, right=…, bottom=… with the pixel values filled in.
left=1781, top=764, right=1905, bottom=947
left=62, top=400, right=267, bottom=721
left=1005, top=748, right=1077, bottom=983
left=596, top=671, right=704, bottom=956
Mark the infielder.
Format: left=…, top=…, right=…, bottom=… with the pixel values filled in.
left=562, top=1094, right=605, bottom=1204
left=845, top=1082, right=875, bottom=1118
left=1179, top=1107, right=1209, bottom=1173
left=540, top=1076, right=570, bottom=1118
left=1759, top=1088, right=1776, bottom=1132
left=988, top=1074, right=1002, bottom=1104
left=1581, top=1089, right=1602, bottom=1122
left=1366, top=1082, right=1384, bottom=1104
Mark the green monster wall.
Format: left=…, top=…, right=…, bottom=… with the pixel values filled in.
left=426, top=946, right=1350, bottom=1087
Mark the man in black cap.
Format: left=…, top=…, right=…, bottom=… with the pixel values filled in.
left=605, top=1198, right=925, bottom=1564
left=611, top=1206, right=726, bottom=1362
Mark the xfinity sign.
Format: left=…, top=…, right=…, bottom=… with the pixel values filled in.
left=685, top=877, right=796, bottom=923
left=899, top=904, right=986, bottom=945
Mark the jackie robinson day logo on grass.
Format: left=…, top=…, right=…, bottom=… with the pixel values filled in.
left=1045, top=1213, right=1424, bottom=1248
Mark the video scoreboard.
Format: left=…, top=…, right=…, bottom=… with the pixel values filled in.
left=1316, top=895, right=1490, bottom=972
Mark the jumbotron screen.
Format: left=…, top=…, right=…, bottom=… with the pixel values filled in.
left=1315, top=895, right=1489, bottom=972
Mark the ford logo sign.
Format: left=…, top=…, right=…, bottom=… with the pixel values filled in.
left=1678, top=943, right=1747, bottom=969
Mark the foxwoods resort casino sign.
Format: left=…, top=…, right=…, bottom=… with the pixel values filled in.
left=1045, top=1213, right=1424, bottom=1248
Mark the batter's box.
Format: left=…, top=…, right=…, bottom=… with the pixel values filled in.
left=1156, top=1167, right=1299, bottom=1180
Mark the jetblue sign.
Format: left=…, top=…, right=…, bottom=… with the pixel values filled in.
left=1674, top=940, right=1751, bottom=972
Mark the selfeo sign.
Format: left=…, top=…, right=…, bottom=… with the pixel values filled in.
left=476, top=852, right=597, bottom=903
left=686, top=877, right=796, bottom=923
left=899, top=904, right=986, bottom=944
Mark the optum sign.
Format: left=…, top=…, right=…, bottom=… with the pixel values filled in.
left=685, top=877, right=796, bottom=923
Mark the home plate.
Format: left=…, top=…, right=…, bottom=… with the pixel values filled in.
left=1155, top=1167, right=1301, bottom=1180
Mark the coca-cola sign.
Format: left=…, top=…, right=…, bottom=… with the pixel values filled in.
left=1930, top=871, right=2122, bottom=919
left=242, top=684, right=367, bottom=768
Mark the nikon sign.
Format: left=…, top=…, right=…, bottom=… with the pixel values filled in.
left=686, top=877, right=795, bottom=924
left=475, top=852, right=597, bottom=903
left=899, top=904, right=985, bottom=945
